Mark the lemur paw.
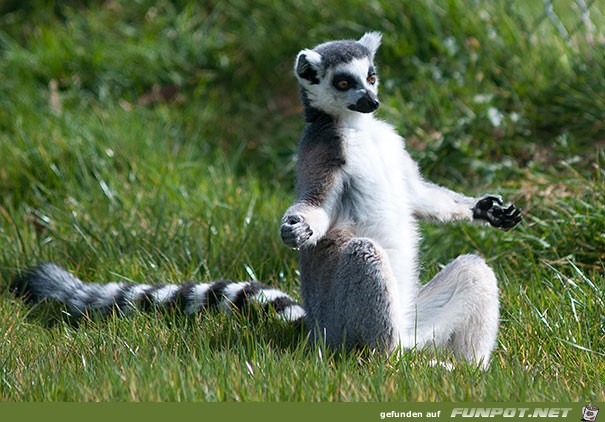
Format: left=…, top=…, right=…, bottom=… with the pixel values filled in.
left=472, top=195, right=522, bottom=230
left=280, top=214, right=313, bottom=249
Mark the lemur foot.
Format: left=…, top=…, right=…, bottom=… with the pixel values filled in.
left=472, top=195, right=522, bottom=230
left=280, top=214, right=313, bottom=249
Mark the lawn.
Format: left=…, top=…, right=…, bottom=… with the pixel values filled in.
left=0, top=0, right=603, bottom=401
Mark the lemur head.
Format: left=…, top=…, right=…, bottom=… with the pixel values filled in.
left=294, top=32, right=382, bottom=119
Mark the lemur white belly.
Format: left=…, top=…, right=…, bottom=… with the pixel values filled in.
left=338, top=120, right=420, bottom=313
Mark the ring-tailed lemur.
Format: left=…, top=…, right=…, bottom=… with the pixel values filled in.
left=279, top=32, right=521, bottom=367
left=14, top=32, right=521, bottom=368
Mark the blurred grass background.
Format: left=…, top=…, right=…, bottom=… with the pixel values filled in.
left=0, top=0, right=603, bottom=401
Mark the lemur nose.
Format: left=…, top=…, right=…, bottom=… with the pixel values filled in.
left=348, top=90, right=380, bottom=113
left=369, top=96, right=380, bottom=109
left=360, top=91, right=380, bottom=112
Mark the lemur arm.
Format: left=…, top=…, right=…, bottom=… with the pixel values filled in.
left=280, top=135, right=344, bottom=249
left=404, top=154, right=522, bottom=230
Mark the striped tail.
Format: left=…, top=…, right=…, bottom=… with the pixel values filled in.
left=14, top=263, right=306, bottom=323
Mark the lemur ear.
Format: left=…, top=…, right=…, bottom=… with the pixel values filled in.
left=294, top=49, right=322, bottom=84
left=358, top=32, right=382, bottom=59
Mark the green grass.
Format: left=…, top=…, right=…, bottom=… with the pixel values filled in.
left=1, top=0, right=604, bottom=401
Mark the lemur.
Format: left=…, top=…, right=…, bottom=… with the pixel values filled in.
left=14, top=32, right=521, bottom=368
left=279, top=32, right=521, bottom=367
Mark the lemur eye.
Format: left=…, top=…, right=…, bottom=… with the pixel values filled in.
left=333, top=74, right=356, bottom=91
left=367, top=74, right=377, bottom=85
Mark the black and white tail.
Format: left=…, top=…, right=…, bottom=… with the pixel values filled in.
left=14, top=263, right=306, bottom=323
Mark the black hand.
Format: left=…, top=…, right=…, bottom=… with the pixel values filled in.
left=280, top=214, right=313, bottom=248
left=473, top=195, right=522, bottom=230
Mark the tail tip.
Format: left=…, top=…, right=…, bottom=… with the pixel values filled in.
left=11, top=262, right=69, bottom=301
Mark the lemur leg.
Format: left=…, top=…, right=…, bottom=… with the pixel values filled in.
left=412, top=254, right=500, bottom=368
left=300, top=230, right=401, bottom=352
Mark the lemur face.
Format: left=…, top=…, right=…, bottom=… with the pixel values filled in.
left=295, top=32, right=382, bottom=118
